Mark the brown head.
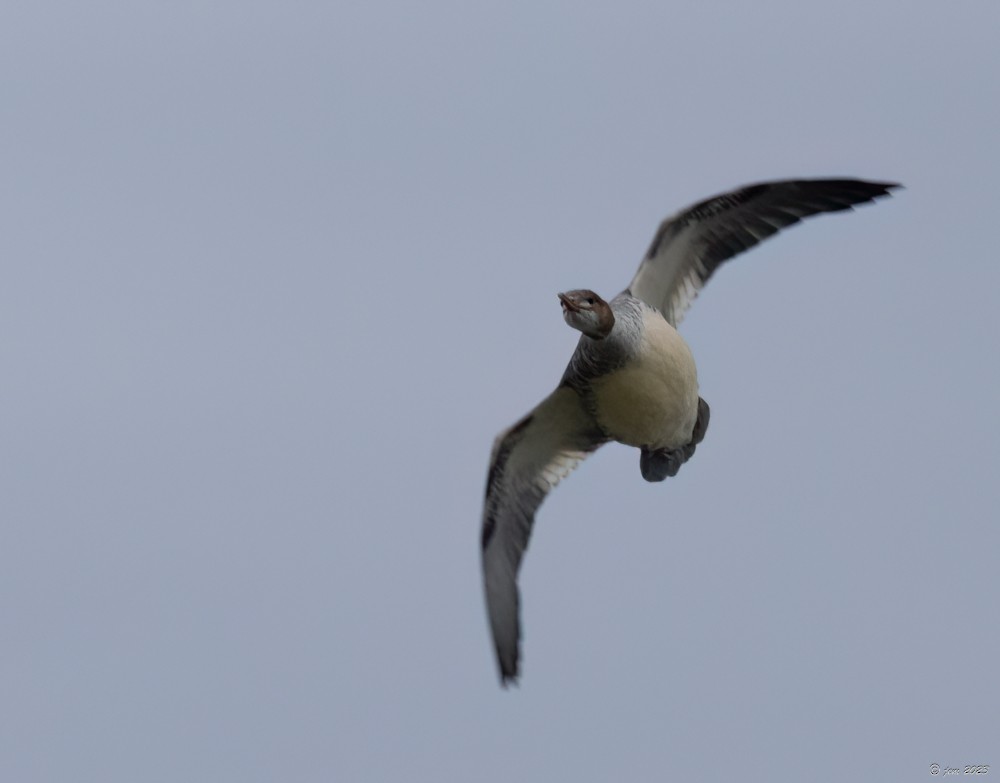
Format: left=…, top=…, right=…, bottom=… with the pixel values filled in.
left=557, top=289, right=615, bottom=339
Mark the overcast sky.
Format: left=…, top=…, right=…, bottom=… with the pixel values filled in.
left=2, top=2, right=998, bottom=781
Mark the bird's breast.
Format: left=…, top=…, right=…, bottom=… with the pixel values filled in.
left=589, top=310, right=699, bottom=450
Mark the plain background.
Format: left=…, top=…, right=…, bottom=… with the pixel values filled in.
left=2, top=2, right=998, bottom=781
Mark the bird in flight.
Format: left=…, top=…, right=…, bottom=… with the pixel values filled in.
left=481, top=178, right=899, bottom=685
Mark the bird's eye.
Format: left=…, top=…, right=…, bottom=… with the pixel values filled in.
left=586, top=297, right=594, bottom=305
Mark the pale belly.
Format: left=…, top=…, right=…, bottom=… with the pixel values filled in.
left=589, top=313, right=699, bottom=450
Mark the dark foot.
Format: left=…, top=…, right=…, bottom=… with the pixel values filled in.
left=691, top=397, right=710, bottom=446
left=640, top=446, right=686, bottom=481
left=638, top=397, right=710, bottom=483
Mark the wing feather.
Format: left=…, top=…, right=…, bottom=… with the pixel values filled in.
left=627, top=178, right=900, bottom=327
left=481, top=386, right=603, bottom=685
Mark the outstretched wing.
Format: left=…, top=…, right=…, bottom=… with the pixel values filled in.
left=481, top=386, right=604, bottom=685
left=626, top=178, right=900, bottom=327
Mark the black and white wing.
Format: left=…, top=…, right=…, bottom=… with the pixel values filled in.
left=481, top=386, right=604, bottom=685
left=626, top=178, right=900, bottom=327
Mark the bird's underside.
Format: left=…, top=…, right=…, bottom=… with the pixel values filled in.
left=481, top=177, right=900, bottom=685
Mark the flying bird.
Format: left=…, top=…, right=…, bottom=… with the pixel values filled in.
left=481, top=178, right=899, bottom=685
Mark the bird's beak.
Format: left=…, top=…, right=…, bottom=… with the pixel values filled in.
left=558, top=292, right=579, bottom=313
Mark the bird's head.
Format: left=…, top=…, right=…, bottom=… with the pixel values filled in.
left=558, top=289, right=614, bottom=339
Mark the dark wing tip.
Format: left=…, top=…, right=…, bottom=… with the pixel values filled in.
left=806, top=177, right=903, bottom=204
left=496, top=639, right=520, bottom=686
left=827, top=177, right=902, bottom=198
left=822, top=178, right=901, bottom=189
left=877, top=181, right=904, bottom=196
left=773, top=178, right=901, bottom=210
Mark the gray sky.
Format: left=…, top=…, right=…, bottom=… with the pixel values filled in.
left=2, top=2, right=998, bottom=781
